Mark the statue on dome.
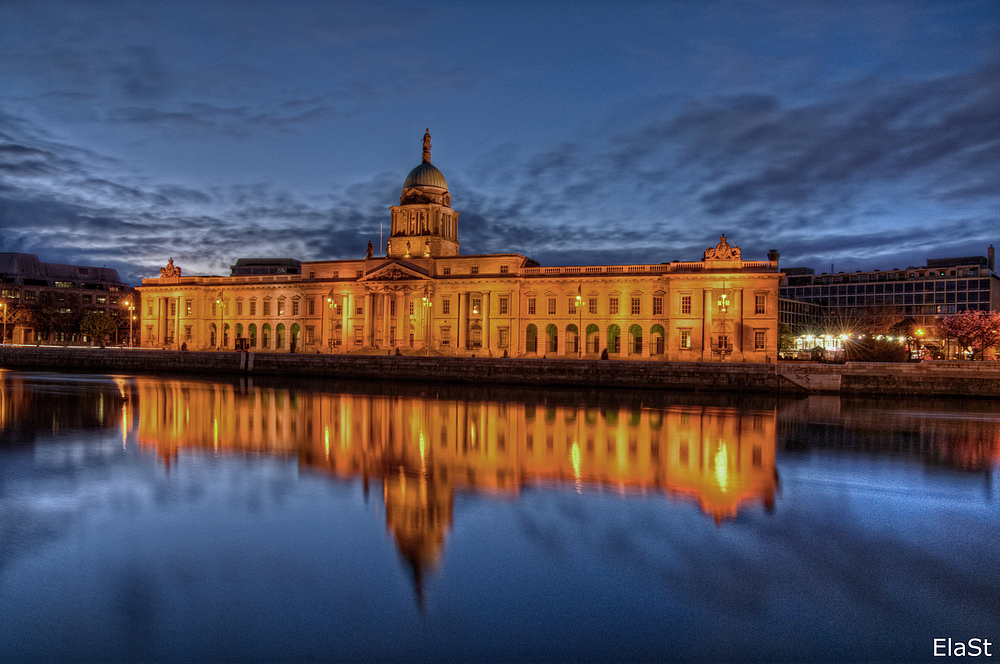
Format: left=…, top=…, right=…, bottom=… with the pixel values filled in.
left=422, top=129, right=431, bottom=163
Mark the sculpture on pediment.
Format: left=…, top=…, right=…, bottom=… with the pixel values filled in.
left=367, top=241, right=374, bottom=259
left=370, top=267, right=414, bottom=282
left=160, top=258, right=181, bottom=278
left=704, top=235, right=741, bottom=261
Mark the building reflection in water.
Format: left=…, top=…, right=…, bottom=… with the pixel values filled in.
left=134, top=378, right=779, bottom=586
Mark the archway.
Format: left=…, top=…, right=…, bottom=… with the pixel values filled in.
left=262, top=323, right=271, bottom=349
left=290, top=323, right=300, bottom=351
left=235, top=323, right=243, bottom=341
left=276, top=323, right=286, bottom=350
left=651, top=324, right=665, bottom=355
left=248, top=324, right=257, bottom=348
left=607, top=324, right=621, bottom=354
left=586, top=324, right=600, bottom=354
left=210, top=323, right=217, bottom=347
left=629, top=324, right=643, bottom=355
left=525, top=324, right=538, bottom=353
left=545, top=323, right=558, bottom=354
left=565, top=324, right=579, bottom=354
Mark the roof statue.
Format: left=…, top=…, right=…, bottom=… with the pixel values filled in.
left=422, top=129, right=431, bottom=164
left=704, top=235, right=741, bottom=261
left=160, top=257, right=181, bottom=278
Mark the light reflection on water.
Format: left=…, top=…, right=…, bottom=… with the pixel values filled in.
left=0, top=370, right=998, bottom=663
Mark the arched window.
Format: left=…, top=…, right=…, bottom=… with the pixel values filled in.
left=651, top=324, right=665, bottom=355
left=333, top=323, right=342, bottom=347
left=235, top=323, right=243, bottom=340
left=276, top=323, right=285, bottom=349
left=210, top=323, right=217, bottom=347
left=586, top=324, right=600, bottom=354
left=223, top=323, right=230, bottom=348
left=525, top=324, right=538, bottom=353
left=470, top=323, right=482, bottom=349
left=262, top=324, right=271, bottom=349
left=607, top=325, right=621, bottom=354
left=566, top=324, right=579, bottom=354
left=248, top=324, right=257, bottom=348
left=629, top=324, right=643, bottom=355
left=546, top=324, right=558, bottom=353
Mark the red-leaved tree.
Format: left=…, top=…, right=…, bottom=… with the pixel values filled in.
left=935, top=310, right=1000, bottom=360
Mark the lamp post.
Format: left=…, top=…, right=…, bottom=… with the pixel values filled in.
left=216, top=292, right=224, bottom=350
left=576, top=291, right=582, bottom=357
left=716, top=289, right=730, bottom=361
left=1, top=301, right=6, bottom=346
left=422, top=289, right=430, bottom=356
left=123, top=300, right=134, bottom=348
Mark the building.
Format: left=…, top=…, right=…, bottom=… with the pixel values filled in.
left=138, top=131, right=781, bottom=362
left=777, top=250, right=999, bottom=357
left=0, top=252, right=135, bottom=345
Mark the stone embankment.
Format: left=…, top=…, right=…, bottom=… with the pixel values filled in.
left=0, top=346, right=998, bottom=397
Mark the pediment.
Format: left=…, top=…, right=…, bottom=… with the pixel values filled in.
left=359, top=261, right=430, bottom=282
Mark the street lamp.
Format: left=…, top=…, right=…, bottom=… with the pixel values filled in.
left=576, top=292, right=582, bottom=357
left=124, top=300, right=135, bottom=348
left=716, top=290, right=730, bottom=361
left=216, top=292, right=224, bottom=350
left=0, top=301, right=6, bottom=346
left=422, top=290, right=431, bottom=356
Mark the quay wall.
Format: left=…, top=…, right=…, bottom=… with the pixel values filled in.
left=0, top=347, right=998, bottom=397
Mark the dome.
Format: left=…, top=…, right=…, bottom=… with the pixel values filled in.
left=403, top=162, right=448, bottom=190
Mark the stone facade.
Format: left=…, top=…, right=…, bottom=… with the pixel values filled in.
left=138, top=132, right=781, bottom=361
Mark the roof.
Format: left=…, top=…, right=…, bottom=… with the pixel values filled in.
left=403, top=162, right=448, bottom=190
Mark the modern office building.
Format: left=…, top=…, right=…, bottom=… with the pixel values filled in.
left=0, top=252, right=134, bottom=345
left=138, top=131, right=782, bottom=362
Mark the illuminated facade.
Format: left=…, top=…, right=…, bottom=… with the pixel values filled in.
left=138, top=131, right=781, bottom=361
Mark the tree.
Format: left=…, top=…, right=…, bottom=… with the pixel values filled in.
left=936, top=310, right=1000, bottom=360
left=80, top=311, right=116, bottom=348
left=778, top=322, right=795, bottom=353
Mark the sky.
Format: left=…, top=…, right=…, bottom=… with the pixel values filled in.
left=0, top=0, right=997, bottom=284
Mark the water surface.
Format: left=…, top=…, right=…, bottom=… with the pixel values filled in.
left=1, top=371, right=997, bottom=662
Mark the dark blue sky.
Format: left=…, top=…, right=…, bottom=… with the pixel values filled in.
left=1, top=0, right=997, bottom=283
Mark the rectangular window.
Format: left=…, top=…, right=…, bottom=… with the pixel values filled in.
left=292, top=300, right=299, bottom=316
left=442, top=298, right=451, bottom=315
left=237, top=301, right=243, bottom=316
left=354, top=327, right=363, bottom=344
left=588, top=297, right=597, bottom=315
left=263, top=301, right=270, bottom=316
left=441, top=328, right=451, bottom=346
left=390, top=299, right=396, bottom=316
left=718, top=335, right=729, bottom=350
left=630, top=297, right=640, bottom=315
left=681, top=295, right=692, bottom=315
left=355, top=305, right=363, bottom=315
left=500, top=265, right=509, bottom=274
left=307, top=327, right=315, bottom=344
left=609, top=298, right=619, bottom=315
left=680, top=330, right=691, bottom=349
left=185, top=326, right=192, bottom=341
left=443, top=267, right=451, bottom=275
left=409, top=301, right=414, bottom=316
left=755, top=330, right=766, bottom=350
left=528, top=297, right=536, bottom=316
left=336, top=304, right=343, bottom=315
left=250, top=301, right=256, bottom=316
left=356, top=269, right=363, bottom=278
left=568, top=297, right=577, bottom=313
left=148, top=303, right=154, bottom=316
left=548, top=297, right=556, bottom=315
left=185, top=300, right=193, bottom=316
left=499, top=328, right=509, bottom=348
left=212, top=301, right=217, bottom=316
left=499, top=296, right=509, bottom=315
left=277, top=301, right=285, bottom=316
left=308, top=271, right=315, bottom=279
left=653, top=296, right=662, bottom=316
left=471, top=266, right=479, bottom=275
left=755, top=293, right=766, bottom=315
left=472, top=297, right=482, bottom=315
left=308, top=299, right=315, bottom=315
left=169, top=301, right=176, bottom=317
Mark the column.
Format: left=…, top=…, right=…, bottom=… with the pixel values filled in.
left=381, top=291, right=390, bottom=348
left=482, top=291, right=490, bottom=352
left=396, top=291, right=405, bottom=347
left=364, top=292, right=372, bottom=346
left=457, top=292, right=466, bottom=351
left=174, top=296, right=181, bottom=349
left=703, top=289, right=712, bottom=361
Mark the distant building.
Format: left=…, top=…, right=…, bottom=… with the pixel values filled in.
left=138, top=131, right=782, bottom=361
left=0, top=252, right=134, bottom=345
left=778, top=248, right=999, bottom=355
